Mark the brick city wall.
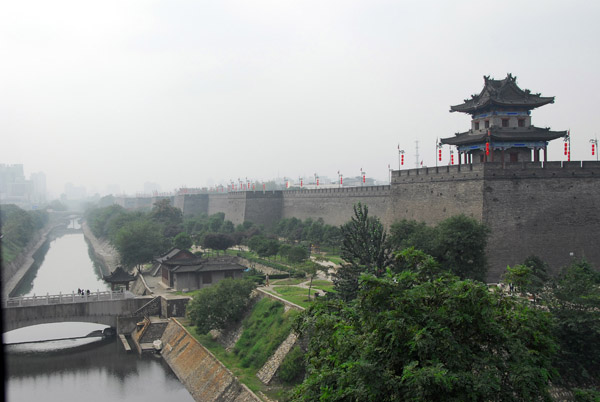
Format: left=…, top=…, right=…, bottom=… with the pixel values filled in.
left=147, top=161, right=600, bottom=282
left=481, top=161, right=600, bottom=280
left=281, top=185, right=391, bottom=227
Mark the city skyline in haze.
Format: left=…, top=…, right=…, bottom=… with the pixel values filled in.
left=2, top=1, right=599, bottom=197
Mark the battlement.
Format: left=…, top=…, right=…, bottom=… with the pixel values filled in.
left=283, top=185, right=390, bottom=197
left=392, top=161, right=600, bottom=184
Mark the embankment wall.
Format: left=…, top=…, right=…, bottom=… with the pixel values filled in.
left=160, top=319, right=260, bottom=402
left=81, top=221, right=119, bottom=275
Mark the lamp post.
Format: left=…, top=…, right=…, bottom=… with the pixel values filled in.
left=398, top=147, right=405, bottom=170
left=590, top=137, right=598, bottom=161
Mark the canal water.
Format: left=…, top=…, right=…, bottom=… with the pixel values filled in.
left=4, top=219, right=194, bottom=402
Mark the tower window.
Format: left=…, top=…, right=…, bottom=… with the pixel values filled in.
left=485, top=120, right=490, bottom=128
left=474, top=121, right=480, bottom=130
left=518, top=119, right=525, bottom=127
left=502, top=118, right=509, bottom=128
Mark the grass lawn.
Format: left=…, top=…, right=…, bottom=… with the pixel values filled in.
left=308, top=279, right=336, bottom=294
left=325, top=255, right=344, bottom=265
left=271, top=278, right=306, bottom=286
left=309, top=280, right=332, bottom=287
left=271, top=286, right=313, bottom=309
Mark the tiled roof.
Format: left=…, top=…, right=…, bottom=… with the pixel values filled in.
left=168, top=256, right=247, bottom=273
left=103, top=266, right=135, bottom=282
left=450, top=74, right=555, bottom=114
left=441, top=126, right=567, bottom=146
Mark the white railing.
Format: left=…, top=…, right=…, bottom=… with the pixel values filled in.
left=3, top=290, right=135, bottom=308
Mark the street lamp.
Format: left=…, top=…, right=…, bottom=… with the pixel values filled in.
left=590, top=137, right=598, bottom=161
left=436, top=140, right=442, bottom=167
left=398, top=146, right=405, bottom=170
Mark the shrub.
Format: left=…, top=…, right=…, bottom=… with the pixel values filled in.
left=278, top=346, right=305, bottom=384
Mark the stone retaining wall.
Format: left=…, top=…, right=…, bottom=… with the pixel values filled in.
left=81, top=221, right=119, bottom=275
left=2, top=224, right=60, bottom=297
left=256, top=332, right=298, bottom=385
left=161, top=319, right=261, bottom=402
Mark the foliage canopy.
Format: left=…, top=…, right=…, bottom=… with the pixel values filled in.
left=292, top=251, right=557, bottom=401
left=187, top=278, right=256, bottom=334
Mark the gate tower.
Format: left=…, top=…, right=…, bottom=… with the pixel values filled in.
left=441, top=74, right=567, bottom=164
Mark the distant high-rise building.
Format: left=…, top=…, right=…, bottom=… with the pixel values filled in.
left=143, top=181, right=161, bottom=195
left=30, top=172, right=47, bottom=204
left=0, top=164, right=39, bottom=208
left=64, top=182, right=87, bottom=200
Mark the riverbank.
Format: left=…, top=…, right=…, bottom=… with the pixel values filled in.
left=81, top=221, right=120, bottom=275
left=2, top=223, right=61, bottom=298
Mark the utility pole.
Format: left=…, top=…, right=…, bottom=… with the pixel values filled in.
left=415, top=140, right=420, bottom=169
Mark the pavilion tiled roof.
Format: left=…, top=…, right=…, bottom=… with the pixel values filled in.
left=168, top=256, right=246, bottom=273
left=450, top=74, right=555, bottom=114
left=441, top=126, right=567, bottom=146
left=103, top=266, right=135, bottom=283
left=155, top=247, right=199, bottom=265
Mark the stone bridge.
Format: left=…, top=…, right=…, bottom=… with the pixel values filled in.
left=2, top=291, right=154, bottom=332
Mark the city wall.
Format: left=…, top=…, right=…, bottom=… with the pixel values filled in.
left=168, top=161, right=600, bottom=281
left=481, top=161, right=600, bottom=280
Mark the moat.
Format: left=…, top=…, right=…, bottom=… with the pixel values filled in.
left=4, top=219, right=194, bottom=401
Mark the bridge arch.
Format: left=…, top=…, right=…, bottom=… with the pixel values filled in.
left=3, top=296, right=152, bottom=333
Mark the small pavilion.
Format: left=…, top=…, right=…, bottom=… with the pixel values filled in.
left=103, top=266, right=136, bottom=291
left=441, top=74, right=567, bottom=164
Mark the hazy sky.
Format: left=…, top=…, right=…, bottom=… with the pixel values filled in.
left=2, top=0, right=599, bottom=197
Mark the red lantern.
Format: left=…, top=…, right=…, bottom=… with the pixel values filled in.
left=451, top=154, right=454, bottom=165
left=363, top=175, right=365, bottom=183
left=592, top=144, right=596, bottom=156
left=486, top=142, right=490, bottom=156
left=401, top=155, right=404, bottom=165
left=300, top=179, right=303, bottom=187
left=317, top=179, right=319, bottom=186
left=438, top=149, right=442, bottom=161
left=564, top=142, right=568, bottom=155
left=340, top=176, right=343, bottom=185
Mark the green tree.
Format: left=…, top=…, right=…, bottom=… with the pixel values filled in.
left=202, top=233, right=235, bottom=255
left=150, top=198, right=182, bottom=226
left=186, top=278, right=255, bottom=334
left=173, top=232, right=193, bottom=250
left=435, top=214, right=489, bottom=282
left=292, top=251, right=557, bottom=401
left=278, top=243, right=292, bottom=261
left=504, top=264, right=533, bottom=293
left=544, top=260, right=600, bottom=385
left=389, top=219, right=437, bottom=256
left=114, top=219, right=168, bottom=268
left=333, top=203, right=391, bottom=301
left=221, top=220, right=234, bottom=233
left=208, top=212, right=225, bottom=232
left=248, top=235, right=280, bottom=259
left=288, top=245, right=308, bottom=263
